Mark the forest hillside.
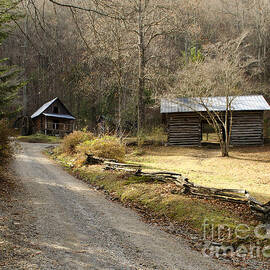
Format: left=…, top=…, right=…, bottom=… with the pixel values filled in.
left=1, top=0, right=270, bottom=132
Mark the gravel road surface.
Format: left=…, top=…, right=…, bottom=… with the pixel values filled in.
left=9, top=142, right=233, bottom=270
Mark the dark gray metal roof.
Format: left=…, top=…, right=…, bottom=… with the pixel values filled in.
left=43, top=113, right=75, bottom=120
left=161, top=95, right=270, bottom=113
left=31, top=97, right=58, bottom=119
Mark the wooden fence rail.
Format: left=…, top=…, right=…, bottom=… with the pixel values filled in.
left=103, top=161, right=270, bottom=221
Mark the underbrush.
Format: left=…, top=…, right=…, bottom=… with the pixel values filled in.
left=62, top=130, right=94, bottom=154
left=125, top=127, right=167, bottom=147
left=76, top=136, right=125, bottom=161
left=0, top=119, right=13, bottom=164
left=54, top=132, right=126, bottom=167
left=0, top=120, right=14, bottom=186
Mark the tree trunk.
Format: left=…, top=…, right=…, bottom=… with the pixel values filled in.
left=220, top=141, right=229, bottom=157
left=117, top=44, right=123, bottom=137
left=118, top=86, right=122, bottom=136
left=223, top=142, right=229, bottom=157
left=218, top=122, right=229, bottom=157
left=137, top=0, right=145, bottom=134
left=23, top=4, right=29, bottom=116
left=222, top=99, right=230, bottom=157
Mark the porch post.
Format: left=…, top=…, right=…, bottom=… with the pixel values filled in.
left=72, top=121, right=75, bottom=132
left=45, top=116, right=47, bottom=135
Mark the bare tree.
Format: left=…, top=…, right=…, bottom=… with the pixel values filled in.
left=123, top=0, right=175, bottom=133
left=169, top=40, right=249, bottom=156
left=6, top=0, right=269, bottom=136
left=46, top=0, right=176, bottom=134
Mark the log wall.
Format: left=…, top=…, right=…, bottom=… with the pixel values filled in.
left=33, top=115, right=74, bottom=135
left=33, top=117, right=41, bottom=133
left=167, top=113, right=201, bottom=146
left=230, top=111, right=264, bottom=145
left=166, top=111, right=265, bottom=146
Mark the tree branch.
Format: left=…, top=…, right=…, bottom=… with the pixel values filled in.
left=11, top=18, right=41, bottom=55
left=69, top=7, right=94, bottom=55
left=48, top=0, right=124, bottom=20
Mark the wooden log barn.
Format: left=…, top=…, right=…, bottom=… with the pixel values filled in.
left=161, top=95, right=270, bottom=146
left=31, top=97, right=76, bottom=136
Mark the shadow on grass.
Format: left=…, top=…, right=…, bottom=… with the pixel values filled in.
left=229, top=155, right=270, bottom=163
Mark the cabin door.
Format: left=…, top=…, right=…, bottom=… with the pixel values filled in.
left=53, top=119, right=59, bottom=130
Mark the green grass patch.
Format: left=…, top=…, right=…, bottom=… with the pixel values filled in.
left=17, top=133, right=62, bottom=144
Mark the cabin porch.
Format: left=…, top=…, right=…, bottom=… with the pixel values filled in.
left=34, top=115, right=75, bottom=137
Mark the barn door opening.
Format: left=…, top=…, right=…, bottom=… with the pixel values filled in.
left=201, top=120, right=218, bottom=143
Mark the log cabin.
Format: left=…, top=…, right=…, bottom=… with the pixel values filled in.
left=31, top=97, right=75, bottom=136
left=161, top=95, right=270, bottom=146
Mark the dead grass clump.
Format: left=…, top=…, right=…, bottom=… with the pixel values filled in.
left=62, top=131, right=94, bottom=154
left=73, top=153, right=88, bottom=168
left=77, top=135, right=125, bottom=161
left=0, top=119, right=13, bottom=163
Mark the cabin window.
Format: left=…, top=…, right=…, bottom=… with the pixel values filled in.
left=53, top=106, right=59, bottom=114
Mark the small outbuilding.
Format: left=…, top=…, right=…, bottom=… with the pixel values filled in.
left=161, top=95, right=270, bottom=146
left=31, top=97, right=76, bottom=136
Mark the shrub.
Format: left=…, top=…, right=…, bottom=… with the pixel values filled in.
left=137, top=130, right=147, bottom=148
left=77, top=135, right=125, bottom=161
left=62, top=131, right=94, bottom=154
left=136, top=127, right=167, bottom=147
left=150, top=127, right=167, bottom=146
left=0, top=119, right=13, bottom=163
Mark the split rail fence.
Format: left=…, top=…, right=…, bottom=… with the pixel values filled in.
left=103, top=161, right=270, bottom=221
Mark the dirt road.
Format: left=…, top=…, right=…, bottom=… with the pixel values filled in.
left=9, top=143, right=232, bottom=269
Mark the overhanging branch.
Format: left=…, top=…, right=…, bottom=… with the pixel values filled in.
left=48, top=0, right=124, bottom=20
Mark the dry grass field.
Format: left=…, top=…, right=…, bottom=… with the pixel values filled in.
left=127, top=145, right=270, bottom=203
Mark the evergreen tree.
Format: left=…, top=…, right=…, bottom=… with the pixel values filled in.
left=0, top=0, right=24, bottom=119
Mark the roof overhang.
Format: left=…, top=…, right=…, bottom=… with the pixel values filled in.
left=161, top=95, right=270, bottom=114
left=31, top=97, right=75, bottom=119
left=43, top=113, right=76, bottom=120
